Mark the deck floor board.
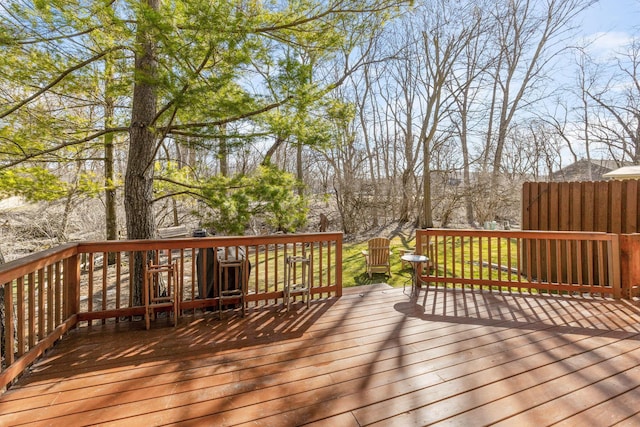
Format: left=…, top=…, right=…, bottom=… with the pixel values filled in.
left=2, top=284, right=640, bottom=426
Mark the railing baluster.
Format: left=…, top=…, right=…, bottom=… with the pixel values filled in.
left=491, top=236, right=497, bottom=283
left=459, top=235, right=465, bottom=281
left=587, top=240, right=594, bottom=287
left=128, top=251, right=133, bottom=310
left=267, top=245, right=271, bottom=297
left=87, top=253, right=94, bottom=322
left=28, top=272, right=35, bottom=348
left=451, top=235, right=457, bottom=279
left=535, top=239, right=542, bottom=292
left=179, top=248, right=185, bottom=310
left=576, top=240, right=583, bottom=286
left=102, top=252, right=108, bottom=324
left=37, top=269, right=44, bottom=341
left=566, top=240, right=573, bottom=286
left=545, top=239, right=552, bottom=288
left=190, top=247, right=196, bottom=314
left=327, top=241, right=333, bottom=291
left=443, top=236, right=449, bottom=281
left=115, top=252, right=121, bottom=319
left=273, top=243, right=278, bottom=302
left=598, top=240, right=605, bottom=294
left=47, top=265, right=54, bottom=334
left=506, top=237, right=512, bottom=285
left=497, top=237, right=502, bottom=287
left=55, top=262, right=61, bottom=325
left=516, top=237, right=522, bottom=289
left=555, top=240, right=562, bottom=288
left=479, top=235, right=484, bottom=288
left=467, top=235, right=472, bottom=284
left=318, top=242, right=324, bottom=298
left=16, top=276, right=24, bottom=357
left=251, top=246, right=257, bottom=302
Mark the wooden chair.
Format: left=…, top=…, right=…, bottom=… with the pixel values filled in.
left=361, top=237, right=392, bottom=279
left=144, top=261, right=180, bottom=330
left=217, top=258, right=248, bottom=319
left=284, top=255, right=312, bottom=311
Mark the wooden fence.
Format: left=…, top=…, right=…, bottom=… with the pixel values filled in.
left=522, top=180, right=640, bottom=296
left=0, top=233, right=343, bottom=391
left=522, top=180, right=640, bottom=233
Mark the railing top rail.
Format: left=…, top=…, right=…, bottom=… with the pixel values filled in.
left=419, top=228, right=618, bottom=241
left=77, top=232, right=343, bottom=252
left=0, top=243, right=78, bottom=285
left=0, top=233, right=344, bottom=284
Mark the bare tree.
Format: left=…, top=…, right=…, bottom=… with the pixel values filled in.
left=415, top=1, right=484, bottom=228
left=323, top=118, right=369, bottom=234
left=487, top=0, right=596, bottom=181
left=449, top=1, right=495, bottom=226
left=585, top=38, right=640, bottom=163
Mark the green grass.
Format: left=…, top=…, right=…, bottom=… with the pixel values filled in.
left=341, top=235, right=521, bottom=289
left=342, top=236, right=418, bottom=288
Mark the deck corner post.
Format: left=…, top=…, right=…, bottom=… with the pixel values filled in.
left=64, top=252, right=81, bottom=321
left=619, top=234, right=640, bottom=299
left=2, top=280, right=15, bottom=368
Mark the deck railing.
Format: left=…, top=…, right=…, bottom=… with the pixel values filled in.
left=416, top=229, right=627, bottom=298
left=0, top=232, right=342, bottom=390
left=3, top=228, right=637, bottom=392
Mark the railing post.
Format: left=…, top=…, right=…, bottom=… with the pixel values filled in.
left=619, top=234, right=640, bottom=299
left=3, top=281, right=15, bottom=368
left=608, top=234, right=622, bottom=299
left=63, top=253, right=80, bottom=321
left=336, top=234, right=343, bottom=297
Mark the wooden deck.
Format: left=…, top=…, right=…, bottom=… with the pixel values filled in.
left=2, top=283, right=640, bottom=426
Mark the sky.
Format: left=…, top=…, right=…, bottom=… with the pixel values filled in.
left=580, top=0, right=639, bottom=49
left=554, top=0, right=640, bottom=164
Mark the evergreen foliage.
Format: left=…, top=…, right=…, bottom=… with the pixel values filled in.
left=0, top=0, right=408, bottom=236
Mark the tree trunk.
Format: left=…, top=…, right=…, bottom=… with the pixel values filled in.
left=60, top=160, right=82, bottom=241
left=104, top=54, right=118, bottom=246
left=219, top=124, right=228, bottom=176
left=125, top=0, right=160, bottom=306
left=296, top=141, right=303, bottom=197
left=421, top=137, right=433, bottom=229
left=398, top=169, right=411, bottom=224
left=361, top=65, right=380, bottom=227
left=460, top=112, right=474, bottom=226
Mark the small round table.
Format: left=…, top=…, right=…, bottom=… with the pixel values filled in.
left=401, top=254, right=428, bottom=297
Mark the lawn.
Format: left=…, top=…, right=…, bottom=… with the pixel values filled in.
left=341, top=234, right=521, bottom=289
left=342, top=235, right=417, bottom=288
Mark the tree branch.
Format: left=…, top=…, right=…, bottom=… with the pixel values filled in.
left=164, top=97, right=293, bottom=131
left=0, top=127, right=129, bottom=170
left=0, top=46, right=127, bottom=119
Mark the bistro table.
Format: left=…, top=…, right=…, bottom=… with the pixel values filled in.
left=401, top=253, right=429, bottom=297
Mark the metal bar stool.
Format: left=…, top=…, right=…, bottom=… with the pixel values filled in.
left=144, top=261, right=180, bottom=330
left=284, top=255, right=311, bottom=311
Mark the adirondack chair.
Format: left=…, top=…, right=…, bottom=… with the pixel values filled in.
left=361, top=237, right=392, bottom=278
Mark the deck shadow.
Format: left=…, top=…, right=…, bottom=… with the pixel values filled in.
left=393, top=286, right=640, bottom=339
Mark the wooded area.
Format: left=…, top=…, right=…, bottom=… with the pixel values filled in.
left=1, top=0, right=639, bottom=241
